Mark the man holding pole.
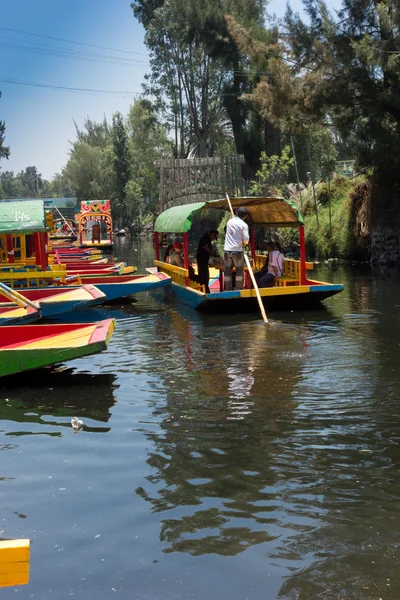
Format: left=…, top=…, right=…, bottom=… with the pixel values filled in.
left=223, top=207, right=249, bottom=290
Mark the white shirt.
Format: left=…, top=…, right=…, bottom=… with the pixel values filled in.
left=268, top=250, right=284, bottom=277
left=224, top=217, right=249, bottom=252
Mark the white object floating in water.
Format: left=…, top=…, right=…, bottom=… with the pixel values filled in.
left=71, top=417, right=84, bottom=431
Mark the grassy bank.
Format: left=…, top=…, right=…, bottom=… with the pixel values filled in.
left=300, top=175, right=369, bottom=259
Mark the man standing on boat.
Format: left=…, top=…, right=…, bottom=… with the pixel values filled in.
left=196, top=229, right=219, bottom=293
left=224, top=207, right=249, bottom=290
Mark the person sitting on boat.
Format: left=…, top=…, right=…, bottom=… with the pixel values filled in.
left=170, top=241, right=184, bottom=267
left=196, top=229, right=219, bottom=293
left=91, top=222, right=101, bottom=243
left=255, top=241, right=276, bottom=288
left=224, top=207, right=249, bottom=291
left=164, top=244, right=174, bottom=263
left=268, top=240, right=284, bottom=279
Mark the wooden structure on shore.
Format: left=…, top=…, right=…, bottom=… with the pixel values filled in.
left=156, top=155, right=246, bottom=212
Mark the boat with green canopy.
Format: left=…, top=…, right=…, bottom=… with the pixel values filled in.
left=148, top=196, right=344, bottom=312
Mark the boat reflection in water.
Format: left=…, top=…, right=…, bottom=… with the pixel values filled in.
left=135, top=307, right=307, bottom=556
left=0, top=368, right=119, bottom=434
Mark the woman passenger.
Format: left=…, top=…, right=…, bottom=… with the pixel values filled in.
left=163, top=244, right=174, bottom=263
left=169, top=241, right=184, bottom=267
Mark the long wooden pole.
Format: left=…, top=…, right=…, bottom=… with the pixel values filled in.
left=225, top=193, right=268, bottom=324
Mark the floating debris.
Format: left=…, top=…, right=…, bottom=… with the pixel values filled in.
left=71, top=417, right=84, bottom=431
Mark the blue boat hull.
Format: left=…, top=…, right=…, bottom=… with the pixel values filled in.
left=155, top=281, right=344, bottom=313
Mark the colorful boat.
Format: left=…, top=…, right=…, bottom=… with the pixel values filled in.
left=0, top=539, right=30, bottom=588
left=150, top=196, right=344, bottom=313
left=0, top=304, right=40, bottom=325
left=78, top=199, right=113, bottom=250
left=0, top=319, right=116, bottom=377
left=0, top=284, right=106, bottom=317
left=75, top=272, right=171, bottom=301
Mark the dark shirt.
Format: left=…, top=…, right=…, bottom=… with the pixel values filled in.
left=197, top=233, right=212, bottom=262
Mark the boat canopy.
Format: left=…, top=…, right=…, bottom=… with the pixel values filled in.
left=0, top=200, right=47, bottom=234
left=154, top=196, right=303, bottom=233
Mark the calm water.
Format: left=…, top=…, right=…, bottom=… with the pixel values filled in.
left=1, top=238, right=400, bottom=600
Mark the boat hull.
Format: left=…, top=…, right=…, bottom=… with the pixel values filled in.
left=0, top=319, right=115, bottom=377
left=0, top=285, right=106, bottom=318
left=79, top=272, right=171, bottom=301
left=154, top=280, right=344, bottom=313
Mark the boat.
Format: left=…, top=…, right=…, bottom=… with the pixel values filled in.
left=0, top=319, right=116, bottom=377
left=0, top=539, right=30, bottom=588
left=74, top=272, right=171, bottom=301
left=0, top=304, right=40, bottom=325
left=0, top=284, right=106, bottom=317
left=0, top=273, right=171, bottom=306
left=149, top=196, right=344, bottom=313
left=78, top=199, right=113, bottom=250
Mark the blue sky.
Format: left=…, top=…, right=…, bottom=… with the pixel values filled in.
left=0, top=0, right=340, bottom=180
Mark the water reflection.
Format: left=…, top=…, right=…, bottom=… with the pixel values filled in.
left=0, top=369, right=118, bottom=432
left=135, top=309, right=306, bottom=557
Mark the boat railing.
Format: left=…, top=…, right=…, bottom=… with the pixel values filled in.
left=0, top=270, right=72, bottom=288
left=154, top=260, right=205, bottom=293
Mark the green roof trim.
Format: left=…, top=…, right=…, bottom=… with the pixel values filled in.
left=0, top=200, right=47, bottom=234
left=154, top=202, right=206, bottom=233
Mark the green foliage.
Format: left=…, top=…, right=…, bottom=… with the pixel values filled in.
left=112, top=112, right=131, bottom=221
left=283, top=0, right=400, bottom=170
left=0, top=92, right=10, bottom=162
left=132, top=0, right=269, bottom=170
left=298, top=175, right=366, bottom=258
left=249, top=145, right=294, bottom=195
left=62, top=99, right=171, bottom=229
left=127, top=99, right=170, bottom=218
left=63, top=140, right=114, bottom=201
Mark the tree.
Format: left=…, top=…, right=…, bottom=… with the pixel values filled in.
left=127, top=98, right=171, bottom=218
left=112, top=112, right=131, bottom=224
left=249, top=145, right=294, bottom=196
left=132, top=0, right=269, bottom=173
left=282, top=0, right=400, bottom=172
left=63, top=141, right=114, bottom=201
left=0, top=92, right=10, bottom=162
left=63, top=117, right=114, bottom=201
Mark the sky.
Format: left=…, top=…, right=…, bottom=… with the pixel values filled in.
left=1, top=0, right=341, bottom=180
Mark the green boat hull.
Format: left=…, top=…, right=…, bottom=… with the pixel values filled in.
left=0, top=340, right=107, bottom=378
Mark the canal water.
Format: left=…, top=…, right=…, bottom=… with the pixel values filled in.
left=1, top=238, right=400, bottom=600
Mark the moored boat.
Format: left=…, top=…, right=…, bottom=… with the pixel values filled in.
left=0, top=304, right=40, bottom=325
left=75, top=272, right=171, bottom=301
left=150, top=196, right=344, bottom=313
left=0, top=319, right=116, bottom=377
left=0, top=284, right=106, bottom=317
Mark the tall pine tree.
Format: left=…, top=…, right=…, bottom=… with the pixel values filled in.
left=112, top=112, right=131, bottom=225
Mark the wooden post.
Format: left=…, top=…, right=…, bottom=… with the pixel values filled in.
left=33, top=233, right=41, bottom=267
left=250, top=227, right=256, bottom=262
left=299, top=226, right=307, bottom=285
left=183, top=232, right=190, bottom=286
left=6, top=234, right=15, bottom=264
left=154, top=232, right=160, bottom=261
left=39, top=232, right=48, bottom=270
